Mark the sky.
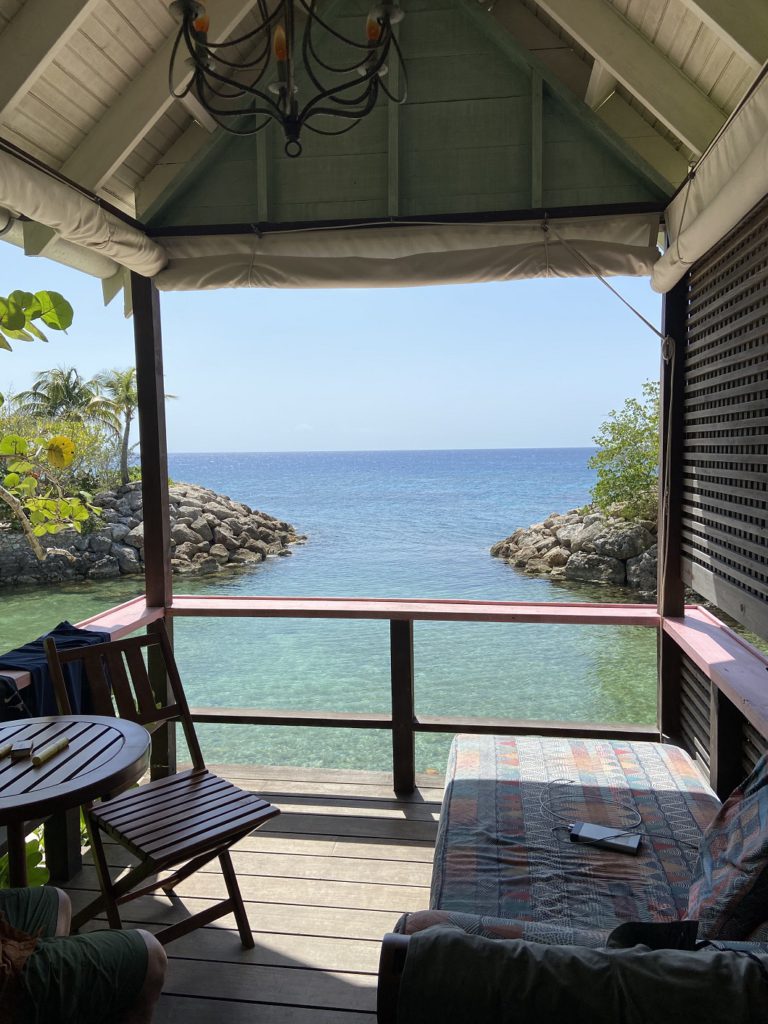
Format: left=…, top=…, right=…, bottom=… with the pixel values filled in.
left=0, top=240, right=662, bottom=453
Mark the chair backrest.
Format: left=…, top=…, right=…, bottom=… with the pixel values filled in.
left=44, top=621, right=205, bottom=770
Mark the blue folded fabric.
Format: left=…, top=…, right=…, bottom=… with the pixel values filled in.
left=0, top=621, right=109, bottom=718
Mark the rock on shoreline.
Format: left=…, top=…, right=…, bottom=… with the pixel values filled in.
left=0, top=481, right=306, bottom=587
left=491, top=507, right=658, bottom=599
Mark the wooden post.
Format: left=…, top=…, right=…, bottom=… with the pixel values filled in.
left=44, top=807, right=82, bottom=883
left=657, top=274, right=688, bottom=743
left=390, top=619, right=415, bottom=795
left=131, top=272, right=175, bottom=778
left=709, top=688, right=744, bottom=800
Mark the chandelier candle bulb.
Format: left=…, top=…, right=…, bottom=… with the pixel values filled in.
left=273, top=25, right=288, bottom=62
left=367, top=16, right=382, bottom=42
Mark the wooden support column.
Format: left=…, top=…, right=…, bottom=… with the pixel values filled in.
left=390, top=619, right=415, bottom=795
left=709, top=688, right=745, bottom=800
left=131, top=272, right=175, bottom=778
left=657, top=274, right=688, bottom=743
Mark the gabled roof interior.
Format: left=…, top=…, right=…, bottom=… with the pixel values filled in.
left=0, top=0, right=765, bottom=292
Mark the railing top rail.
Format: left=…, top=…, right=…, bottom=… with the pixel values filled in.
left=167, top=595, right=661, bottom=626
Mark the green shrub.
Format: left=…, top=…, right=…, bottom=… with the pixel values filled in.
left=589, top=381, right=659, bottom=520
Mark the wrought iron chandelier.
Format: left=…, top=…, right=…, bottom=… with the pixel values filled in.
left=169, top=0, right=407, bottom=158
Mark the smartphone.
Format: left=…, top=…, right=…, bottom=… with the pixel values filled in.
left=569, top=821, right=641, bottom=854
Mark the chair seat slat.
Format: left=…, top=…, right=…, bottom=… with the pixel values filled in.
left=142, top=803, right=279, bottom=861
left=95, top=774, right=231, bottom=827
left=99, top=779, right=251, bottom=837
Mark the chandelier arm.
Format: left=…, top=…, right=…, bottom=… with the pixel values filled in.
left=301, top=78, right=380, bottom=122
left=377, top=33, right=407, bottom=103
left=301, top=17, right=376, bottom=97
left=168, top=24, right=195, bottom=99
left=302, top=118, right=362, bottom=137
left=200, top=0, right=286, bottom=49
left=197, top=70, right=285, bottom=120
left=299, top=61, right=386, bottom=117
left=297, top=0, right=378, bottom=51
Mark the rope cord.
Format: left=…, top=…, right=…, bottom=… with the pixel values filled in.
left=543, top=221, right=666, bottom=342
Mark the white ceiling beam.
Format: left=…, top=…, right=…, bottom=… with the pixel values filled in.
left=0, top=0, right=101, bottom=121
left=59, top=0, right=261, bottom=192
left=584, top=60, right=617, bottom=110
left=533, top=0, right=725, bottom=154
left=677, top=0, right=768, bottom=71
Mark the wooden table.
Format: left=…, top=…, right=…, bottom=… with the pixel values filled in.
left=0, top=716, right=151, bottom=887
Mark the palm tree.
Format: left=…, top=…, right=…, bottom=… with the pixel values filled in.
left=16, top=366, right=118, bottom=429
left=94, top=368, right=139, bottom=486
left=95, top=368, right=175, bottom=486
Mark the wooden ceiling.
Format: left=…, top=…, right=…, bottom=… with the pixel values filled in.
left=0, top=0, right=764, bottom=226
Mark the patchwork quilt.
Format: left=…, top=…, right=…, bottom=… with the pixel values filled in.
left=426, top=735, right=721, bottom=939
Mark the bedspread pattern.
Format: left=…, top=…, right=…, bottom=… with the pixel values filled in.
left=430, top=735, right=720, bottom=932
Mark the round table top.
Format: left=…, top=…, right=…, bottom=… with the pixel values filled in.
left=0, top=716, right=151, bottom=822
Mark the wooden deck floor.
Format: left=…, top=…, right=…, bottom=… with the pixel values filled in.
left=63, top=765, right=443, bottom=1023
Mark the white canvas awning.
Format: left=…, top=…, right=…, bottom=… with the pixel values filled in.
left=0, top=149, right=167, bottom=278
left=154, top=214, right=661, bottom=291
left=652, top=69, right=768, bottom=293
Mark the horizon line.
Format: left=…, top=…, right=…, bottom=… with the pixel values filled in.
left=165, top=445, right=598, bottom=456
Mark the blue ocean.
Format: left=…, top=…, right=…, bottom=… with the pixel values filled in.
left=4, top=449, right=657, bottom=772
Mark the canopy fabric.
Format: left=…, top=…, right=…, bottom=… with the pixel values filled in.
left=0, top=150, right=167, bottom=278
left=652, top=71, right=768, bottom=293
left=154, top=215, right=661, bottom=291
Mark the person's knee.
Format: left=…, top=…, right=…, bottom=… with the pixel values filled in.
left=53, top=888, right=71, bottom=936
left=137, top=930, right=167, bottom=998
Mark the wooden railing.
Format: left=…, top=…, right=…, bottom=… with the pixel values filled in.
left=168, top=596, right=660, bottom=793
left=63, top=593, right=768, bottom=798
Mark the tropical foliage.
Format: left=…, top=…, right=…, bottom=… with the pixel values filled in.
left=0, top=429, right=98, bottom=562
left=16, top=366, right=118, bottom=429
left=589, top=380, right=660, bottom=519
left=0, top=289, right=73, bottom=351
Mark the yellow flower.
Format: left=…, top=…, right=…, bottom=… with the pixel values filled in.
left=46, top=435, right=75, bottom=468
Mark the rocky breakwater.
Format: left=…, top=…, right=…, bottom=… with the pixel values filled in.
left=0, top=481, right=305, bottom=587
left=491, top=508, right=658, bottom=599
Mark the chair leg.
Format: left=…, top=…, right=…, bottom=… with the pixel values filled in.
left=219, top=849, right=254, bottom=949
left=83, top=811, right=121, bottom=931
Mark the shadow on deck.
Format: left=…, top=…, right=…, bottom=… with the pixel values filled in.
left=62, top=765, right=443, bottom=1023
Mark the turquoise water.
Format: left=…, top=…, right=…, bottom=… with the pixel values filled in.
left=1, top=449, right=657, bottom=771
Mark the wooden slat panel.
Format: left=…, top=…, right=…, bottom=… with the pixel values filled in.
left=679, top=653, right=711, bottom=769
left=681, top=193, right=768, bottom=640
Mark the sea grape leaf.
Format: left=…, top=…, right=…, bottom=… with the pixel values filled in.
left=34, top=292, right=73, bottom=331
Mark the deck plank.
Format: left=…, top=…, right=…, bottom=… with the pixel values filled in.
left=62, top=766, right=437, bottom=1023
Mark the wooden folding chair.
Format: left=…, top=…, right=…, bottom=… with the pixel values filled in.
left=44, top=622, right=279, bottom=946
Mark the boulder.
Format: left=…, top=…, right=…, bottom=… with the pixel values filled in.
left=555, top=523, right=585, bottom=549
left=171, top=523, right=200, bottom=546
left=570, top=521, right=606, bottom=554
left=190, top=517, right=213, bottom=541
left=125, top=523, right=145, bottom=550
left=89, top=531, right=113, bottom=556
left=627, top=545, right=658, bottom=593
left=174, top=541, right=200, bottom=561
left=564, top=552, right=625, bottom=585
left=111, top=543, right=141, bottom=574
left=209, top=543, right=230, bottom=564
left=111, top=523, right=130, bottom=543
left=88, top=555, right=120, bottom=580
left=543, top=546, right=569, bottom=568
left=593, top=524, right=654, bottom=561
left=213, top=525, right=240, bottom=551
